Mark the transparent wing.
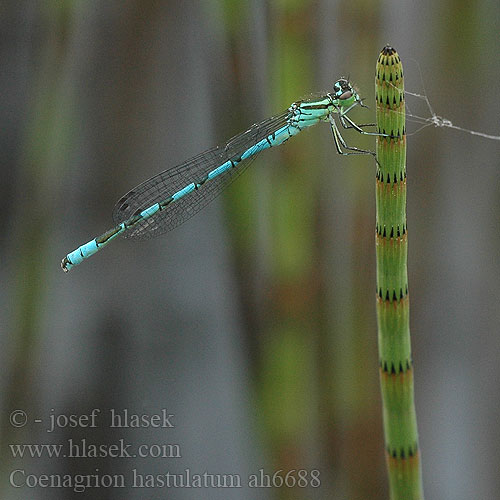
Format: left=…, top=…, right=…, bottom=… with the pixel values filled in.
left=112, top=110, right=291, bottom=239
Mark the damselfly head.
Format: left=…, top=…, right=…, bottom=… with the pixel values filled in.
left=332, top=78, right=359, bottom=106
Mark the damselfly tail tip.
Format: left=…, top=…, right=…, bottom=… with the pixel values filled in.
left=61, top=257, right=70, bottom=273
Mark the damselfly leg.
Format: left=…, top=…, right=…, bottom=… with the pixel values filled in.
left=329, top=99, right=387, bottom=160
left=329, top=116, right=377, bottom=158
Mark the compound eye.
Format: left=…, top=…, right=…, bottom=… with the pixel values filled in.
left=339, top=91, right=353, bottom=100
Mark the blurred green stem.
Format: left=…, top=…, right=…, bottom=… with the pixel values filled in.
left=375, top=45, right=424, bottom=500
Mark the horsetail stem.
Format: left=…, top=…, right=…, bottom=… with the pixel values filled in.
left=375, top=45, right=424, bottom=500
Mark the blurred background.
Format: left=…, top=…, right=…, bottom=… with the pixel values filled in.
left=1, top=1, right=500, bottom=499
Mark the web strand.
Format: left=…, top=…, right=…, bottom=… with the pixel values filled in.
left=385, top=70, right=500, bottom=142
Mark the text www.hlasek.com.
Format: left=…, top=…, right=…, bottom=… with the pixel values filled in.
left=9, top=439, right=181, bottom=459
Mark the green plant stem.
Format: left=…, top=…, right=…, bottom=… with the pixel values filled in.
left=375, top=45, right=424, bottom=500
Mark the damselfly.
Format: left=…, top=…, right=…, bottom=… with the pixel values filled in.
left=61, top=78, right=378, bottom=272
